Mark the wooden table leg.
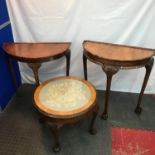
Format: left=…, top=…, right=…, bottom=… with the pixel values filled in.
left=28, top=63, right=41, bottom=86
left=83, top=53, right=87, bottom=80
left=5, top=56, right=18, bottom=90
left=135, top=58, right=154, bottom=114
left=101, top=65, right=119, bottom=120
left=49, top=124, right=62, bottom=153
left=65, top=50, right=71, bottom=76
left=89, top=105, right=99, bottom=135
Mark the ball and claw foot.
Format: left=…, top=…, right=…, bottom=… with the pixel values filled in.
left=53, top=144, right=61, bottom=153
left=135, top=107, right=142, bottom=114
left=89, top=128, right=97, bottom=135
left=101, top=113, right=108, bottom=120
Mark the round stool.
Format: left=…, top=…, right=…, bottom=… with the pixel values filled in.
left=34, top=76, right=98, bottom=152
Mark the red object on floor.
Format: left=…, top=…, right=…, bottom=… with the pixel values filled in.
left=111, top=127, right=155, bottom=155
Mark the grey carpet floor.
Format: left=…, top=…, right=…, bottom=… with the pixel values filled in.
left=0, top=84, right=155, bottom=155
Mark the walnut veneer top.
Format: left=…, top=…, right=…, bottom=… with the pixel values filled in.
left=83, top=41, right=155, bottom=62
left=3, top=42, right=71, bottom=62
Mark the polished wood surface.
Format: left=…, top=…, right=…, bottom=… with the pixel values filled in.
left=34, top=76, right=98, bottom=152
left=3, top=42, right=71, bottom=62
left=3, top=42, right=71, bottom=86
left=84, top=40, right=155, bottom=67
left=83, top=40, right=155, bottom=120
left=34, top=76, right=96, bottom=118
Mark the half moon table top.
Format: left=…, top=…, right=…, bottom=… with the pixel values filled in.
left=34, top=76, right=96, bottom=118
left=3, top=42, right=71, bottom=62
left=83, top=40, right=155, bottom=67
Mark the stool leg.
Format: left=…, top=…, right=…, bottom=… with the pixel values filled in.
left=28, top=63, right=41, bottom=86
left=49, top=124, right=62, bottom=153
left=89, top=105, right=99, bottom=135
left=65, top=50, right=71, bottom=76
left=83, top=53, right=87, bottom=80
left=135, top=58, right=154, bottom=114
left=101, top=65, right=119, bottom=120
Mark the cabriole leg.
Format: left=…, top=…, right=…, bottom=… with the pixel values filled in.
left=101, top=65, right=119, bottom=120
left=49, top=124, right=62, bottom=153
left=83, top=53, right=87, bottom=80
left=89, top=105, right=99, bottom=135
left=28, top=63, right=41, bottom=86
left=65, top=50, right=71, bottom=76
left=135, top=58, right=154, bottom=114
left=6, top=56, right=18, bottom=90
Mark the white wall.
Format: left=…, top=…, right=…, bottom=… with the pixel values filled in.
left=6, top=0, right=155, bottom=93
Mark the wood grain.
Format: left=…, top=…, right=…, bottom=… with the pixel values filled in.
left=83, top=40, right=155, bottom=62
left=3, top=42, right=71, bottom=62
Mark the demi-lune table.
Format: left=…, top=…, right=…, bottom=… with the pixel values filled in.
left=3, top=42, right=71, bottom=86
left=83, top=40, right=155, bottom=120
left=34, top=76, right=98, bottom=152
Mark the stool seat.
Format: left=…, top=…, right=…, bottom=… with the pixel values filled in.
left=84, top=41, right=155, bottom=67
left=34, top=76, right=96, bottom=118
